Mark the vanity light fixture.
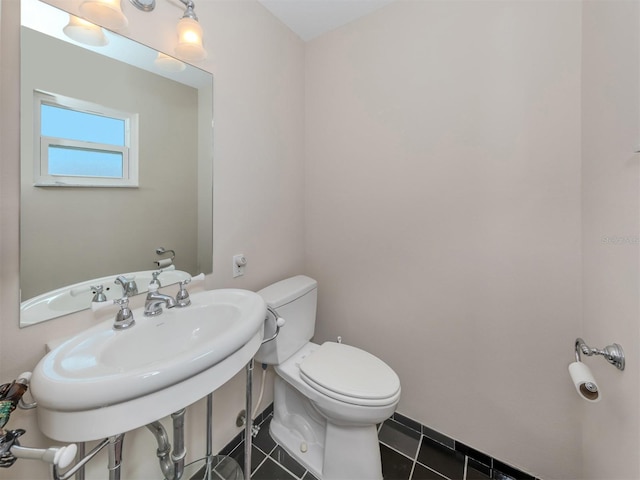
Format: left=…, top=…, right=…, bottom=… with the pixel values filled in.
left=175, top=1, right=207, bottom=61
left=79, top=0, right=128, bottom=31
left=63, top=14, right=109, bottom=46
left=129, top=0, right=207, bottom=62
left=80, top=0, right=207, bottom=62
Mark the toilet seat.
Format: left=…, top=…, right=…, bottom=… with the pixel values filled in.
left=299, top=342, right=400, bottom=407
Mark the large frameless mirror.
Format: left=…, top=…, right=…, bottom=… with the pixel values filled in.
left=19, top=0, right=213, bottom=326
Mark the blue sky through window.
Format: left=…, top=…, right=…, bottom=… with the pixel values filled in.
left=41, top=104, right=125, bottom=146
left=48, top=146, right=124, bottom=178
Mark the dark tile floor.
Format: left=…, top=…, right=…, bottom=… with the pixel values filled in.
left=216, top=410, right=537, bottom=480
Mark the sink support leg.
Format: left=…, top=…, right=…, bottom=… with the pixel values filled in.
left=171, top=408, right=186, bottom=480
left=77, top=442, right=86, bottom=480
left=244, top=359, right=253, bottom=480
left=107, top=434, right=125, bottom=480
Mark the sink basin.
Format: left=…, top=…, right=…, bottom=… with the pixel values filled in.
left=30, top=289, right=266, bottom=441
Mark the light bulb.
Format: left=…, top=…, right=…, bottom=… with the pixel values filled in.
left=63, top=15, right=108, bottom=46
left=175, top=16, right=206, bottom=61
left=79, top=0, right=128, bottom=31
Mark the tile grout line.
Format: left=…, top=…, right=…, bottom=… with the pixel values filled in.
left=409, top=433, right=451, bottom=480
left=407, top=432, right=421, bottom=480
left=408, top=460, right=417, bottom=480
left=249, top=454, right=267, bottom=479
left=463, top=455, right=468, bottom=480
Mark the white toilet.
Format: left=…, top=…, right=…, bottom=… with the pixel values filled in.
left=255, top=275, right=401, bottom=480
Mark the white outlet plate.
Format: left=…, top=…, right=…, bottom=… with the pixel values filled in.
left=232, top=254, right=246, bottom=278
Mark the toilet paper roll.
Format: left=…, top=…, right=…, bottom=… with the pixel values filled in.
left=155, top=258, right=173, bottom=268
left=568, top=361, right=600, bottom=402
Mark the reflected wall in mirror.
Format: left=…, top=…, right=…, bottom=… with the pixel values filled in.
left=20, top=0, right=213, bottom=327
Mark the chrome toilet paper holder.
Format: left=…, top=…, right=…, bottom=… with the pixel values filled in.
left=575, top=338, right=625, bottom=371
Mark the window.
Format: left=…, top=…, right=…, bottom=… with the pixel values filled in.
left=34, top=91, right=138, bottom=187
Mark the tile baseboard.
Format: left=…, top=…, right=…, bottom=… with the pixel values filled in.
left=390, top=412, right=539, bottom=480
left=217, top=404, right=541, bottom=480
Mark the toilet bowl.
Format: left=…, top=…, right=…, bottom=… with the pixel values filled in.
left=254, top=276, right=401, bottom=479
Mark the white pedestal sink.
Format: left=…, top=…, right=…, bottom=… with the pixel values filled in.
left=30, top=289, right=266, bottom=442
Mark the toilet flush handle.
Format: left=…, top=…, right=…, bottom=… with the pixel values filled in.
left=261, top=307, right=286, bottom=345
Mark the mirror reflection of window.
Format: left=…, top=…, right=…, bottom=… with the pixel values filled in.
left=19, top=0, right=214, bottom=326
left=35, top=91, right=138, bottom=187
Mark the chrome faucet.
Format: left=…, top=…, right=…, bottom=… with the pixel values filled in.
left=91, top=296, right=136, bottom=329
left=144, top=285, right=176, bottom=317
left=90, top=285, right=107, bottom=303
left=175, top=279, right=193, bottom=307
left=149, top=271, right=162, bottom=289
left=115, top=275, right=138, bottom=297
left=113, top=297, right=135, bottom=330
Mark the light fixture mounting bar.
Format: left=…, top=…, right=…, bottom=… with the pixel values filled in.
left=129, top=0, right=155, bottom=12
left=179, top=0, right=198, bottom=20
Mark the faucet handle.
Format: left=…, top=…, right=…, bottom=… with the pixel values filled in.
left=92, top=295, right=129, bottom=311
left=90, top=296, right=136, bottom=329
left=175, top=279, right=192, bottom=308
left=149, top=271, right=162, bottom=289
left=90, top=285, right=107, bottom=303
left=113, top=296, right=135, bottom=330
left=113, top=296, right=129, bottom=307
left=179, top=273, right=205, bottom=287
left=175, top=273, right=205, bottom=308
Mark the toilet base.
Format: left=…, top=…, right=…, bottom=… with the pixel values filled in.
left=270, top=376, right=383, bottom=480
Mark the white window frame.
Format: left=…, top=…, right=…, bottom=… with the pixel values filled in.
left=34, top=91, right=139, bottom=187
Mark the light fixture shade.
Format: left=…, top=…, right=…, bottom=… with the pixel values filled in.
left=154, top=52, right=186, bottom=73
left=79, top=0, right=128, bottom=31
left=63, top=15, right=108, bottom=46
left=175, top=17, right=206, bottom=61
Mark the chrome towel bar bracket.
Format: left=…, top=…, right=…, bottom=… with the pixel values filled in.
left=575, top=338, right=625, bottom=371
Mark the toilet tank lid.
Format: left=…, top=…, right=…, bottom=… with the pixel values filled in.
left=257, top=275, right=317, bottom=308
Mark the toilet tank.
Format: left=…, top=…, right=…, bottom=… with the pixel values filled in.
left=254, top=275, right=318, bottom=365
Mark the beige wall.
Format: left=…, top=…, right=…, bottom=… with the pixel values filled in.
left=0, top=0, right=304, bottom=478
left=305, top=1, right=583, bottom=478
left=581, top=1, right=640, bottom=479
